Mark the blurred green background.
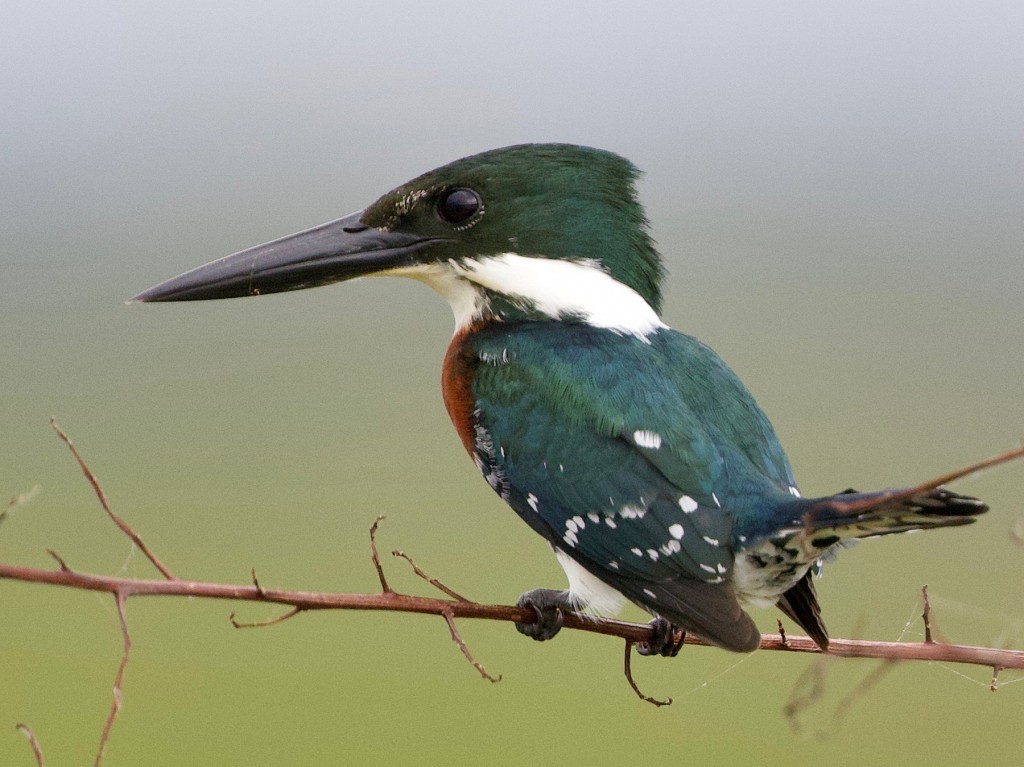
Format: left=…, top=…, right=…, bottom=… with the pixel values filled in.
left=2, top=1, right=1022, bottom=764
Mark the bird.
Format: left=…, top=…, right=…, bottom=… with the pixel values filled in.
left=133, top=143, right=989, bottom=655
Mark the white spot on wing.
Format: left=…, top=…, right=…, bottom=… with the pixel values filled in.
left=632, top=430, right=662, bottom=449
left=660, top=539, right=682, bottom=556
left=526, top=493, right=539, bottom=513
left=620, top=505, right=646, bottom=520
left=679, top=495, right=699, bottom=513
left=669, top=523, right=684, bottom=539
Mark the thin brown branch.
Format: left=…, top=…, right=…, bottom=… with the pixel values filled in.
left=94, top=592, right=131, bottom=767
left=16, top=724, right=46, bottom=767
left=623, top=641, right=672, bottom=706
left=777, top=619, right=788, bottom=647
left=49, top=419, right=175, bottom=580
left=7, top=425, right=1015, bottom=764
left=392, top=549, right=472, bottom=602
left=441, top=608, right=501, bottom=682
left=369, top=515, right=393, bottom=594
left=1, top=561, right=1022, bottom=669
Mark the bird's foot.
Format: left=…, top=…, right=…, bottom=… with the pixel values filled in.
left=515, top=588, right=571, bottom=641
left=636, top=616, right=686, bottom=657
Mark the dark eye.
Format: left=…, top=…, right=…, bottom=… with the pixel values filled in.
left=437, top=188, right=481, bottom=224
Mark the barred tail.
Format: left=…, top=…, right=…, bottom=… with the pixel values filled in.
left=776, top=486, right=986, bottom=651
left=771, top=444, right=1024, bottom=651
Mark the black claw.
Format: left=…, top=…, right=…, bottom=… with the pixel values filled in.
left=515, top=588, right=571, bottom=641
left=636, top=616, right=686, bottom=657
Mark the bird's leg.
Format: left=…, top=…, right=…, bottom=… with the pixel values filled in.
left=515, top=588, right=572, bottom=641
left=636, top=616, right=686, bottom=657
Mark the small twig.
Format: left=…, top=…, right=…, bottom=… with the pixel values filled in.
left=16, top=724, right=46, bottom=767
left=50, top=419, right=175, bottom=581
left=392, top=549, right=471, bottom=602
left=441, top=608, right=500, bottom=682
left=991, top=666, right=1002, bottom=692
left=250, top=568, right=266, bottom=597
left=920, top=585, right=950, bottom=644
left=922, top=585, right=934, bottom=644
left=46, top=549, right=71, bottom=572
left=94, top=592, right=131, bottom=767
left=369, top=515, right=393, bottom=594
left=622, top=641, right=672, bottom=707
left=777, top=619, right=788, bottom=647
left=230, top=606, right=304, bottom=629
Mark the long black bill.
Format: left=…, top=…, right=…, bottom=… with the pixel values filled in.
left=131, top=210, right=444, bottom=302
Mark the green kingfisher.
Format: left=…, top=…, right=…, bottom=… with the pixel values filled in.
left=133, top=144, right=988, bottom=655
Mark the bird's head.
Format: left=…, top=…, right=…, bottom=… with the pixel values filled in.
left=133, top=144, right=665, bottom=331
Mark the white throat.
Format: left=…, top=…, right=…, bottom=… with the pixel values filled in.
left=394, top=253, right=664, bottom=339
